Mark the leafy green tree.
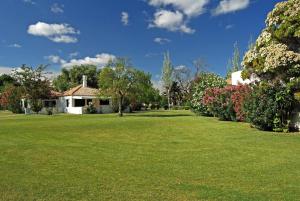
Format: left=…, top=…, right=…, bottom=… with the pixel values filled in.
left=53, top=65, right=99, bottom=91
left=98, top=58, right=153, bottom=116
left=12, top=65, right=51, bottom=113
left=162, top=52, right=173, bottom=110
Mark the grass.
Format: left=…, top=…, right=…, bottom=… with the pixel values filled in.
left=0, top=110, right=300, bottom=201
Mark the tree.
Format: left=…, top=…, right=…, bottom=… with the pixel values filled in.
left=242, top=0, right=300, bottom=83
left=161, top=52, right=173, bottom=110
left=98, top=58, right=153, bottom=117
left=226, top=58, right=233, bottom=79
left=12, top=65, right=51, bottom=113
left=53, top=65, right=99, bottom=92
left=232, top=42, right=241, bottom=72
left=173, top=65, right=193, bottom=105
left=193, top=57, right=208, bottom=77
left=0, top=85, right=23, bottom=113
left=0, top=74, right=16, bottom=93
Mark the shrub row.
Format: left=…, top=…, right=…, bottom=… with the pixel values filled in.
left=198, top=83, right=296, bottom=132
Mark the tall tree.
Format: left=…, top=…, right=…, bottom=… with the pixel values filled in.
left=193, top=57, right=208, bottom=77
left=98, top=58, right=152, bottom=117
left=232, top=42, right=241, bottom=72
left=162, top=52, right=173, bottom=110
left=173, top=65, right=193, bottom=105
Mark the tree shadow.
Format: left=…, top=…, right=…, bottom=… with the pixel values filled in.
left=129, top=111, right=194, bottom=118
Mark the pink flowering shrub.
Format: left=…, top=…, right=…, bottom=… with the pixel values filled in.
left=202, top=85, right=252, bottom=121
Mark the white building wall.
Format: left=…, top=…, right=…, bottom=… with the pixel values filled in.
left=231, top=70, right=260, bottom=86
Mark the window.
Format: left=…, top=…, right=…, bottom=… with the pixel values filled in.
left=74, top=99, right=85, bottom=107
left=100, top=99, right=110, bottom=105
left=44, top=100, right=56, bottom=108
left=66, top=99, right=69, bottom=107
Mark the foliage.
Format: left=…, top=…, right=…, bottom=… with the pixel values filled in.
left=31, top=99, right=43, bottom=114
left=202, top=85, right=251, bottom=121
left=242, top=0, right=300, bottom=83
left=173, top=65, right=193, bottom=105
left=243, top=83, right=295, bottom=132
left=0, top=85, right=23, bottom=113
left=191, top=72, right=226, bottom=116
left=0, top=74, right=16, bottom=93
left=86, top=103, right=97, bottom=114
left=162, top=52, right=173, bottom=110
left=12, top=65, right=51, bottom=101
left=53, top=65, right=99, bottom=91
left=98, top=58, right=153, bottom=116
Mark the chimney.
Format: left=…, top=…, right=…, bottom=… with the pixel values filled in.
left=82, top=75, right=87, bottom=87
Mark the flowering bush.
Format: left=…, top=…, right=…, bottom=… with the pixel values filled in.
left=191, top=72, right=226, bottom=116
left=202, top=85, right=252, bottom=121
left=242, top=0, right=300, bottom=83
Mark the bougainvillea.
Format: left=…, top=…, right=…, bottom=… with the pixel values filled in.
left=242, top=0, right=300, bottom=83
left=202, top=85, right=252, bottom=122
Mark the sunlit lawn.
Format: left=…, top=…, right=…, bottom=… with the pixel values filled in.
left=0, top=110, right=300, bottom=201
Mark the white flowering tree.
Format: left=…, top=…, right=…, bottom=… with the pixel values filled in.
left=242, top=0, right=300, bottom=83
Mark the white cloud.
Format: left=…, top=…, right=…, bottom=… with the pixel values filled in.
left=27, top=22, right=79, bottom=43
left=8, top=43, right=22, bottom=48
left=0, top=67, right=14, bottom=75
left=151, top=79, right=164, bottom=93
left=49, top=35, right=78, bottom=43
left=62, top=53, right=116, bottom=68
left=148, top=0, right=209, bottom=17
left=51, top=3, right=64, bottom=14
left=154, top=37, right=171, bottom=44
left=149, top=10, right=195, bottom=34
left=225, top=24, right=234, bottom=29
left=45, top=55, right=66, bottom=64
left=23, top=0, right=35, bottom=5
left=212, top=0, right=250, bottom=16
left=121, top=12, right=129, bottom=26
left=69, top=52, right=79, bottom=58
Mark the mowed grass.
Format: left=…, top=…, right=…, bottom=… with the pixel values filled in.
left=1, top=110, right=300, bottom=201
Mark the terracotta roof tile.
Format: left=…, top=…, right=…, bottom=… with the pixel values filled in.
left=63, top=85, right=99, bottom=96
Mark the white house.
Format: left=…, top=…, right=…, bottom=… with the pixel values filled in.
left=23, top=75, right=113, bottom=115
left=231, top=70, right=259, bottom=86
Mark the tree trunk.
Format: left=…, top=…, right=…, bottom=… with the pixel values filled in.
left=118, top=95, right=123, bottom=117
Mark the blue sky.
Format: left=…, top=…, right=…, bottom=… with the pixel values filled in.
left=0, top=0, right=282, bottom=81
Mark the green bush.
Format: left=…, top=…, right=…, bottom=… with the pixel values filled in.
left=243, top=83, right=295, bottom=132
left=86, top=103, right=97, bottom=114
left=191, top=72, right=226, bottom=116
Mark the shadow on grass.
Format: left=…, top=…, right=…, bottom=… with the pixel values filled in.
left=129, top=111, right=194, bottom=118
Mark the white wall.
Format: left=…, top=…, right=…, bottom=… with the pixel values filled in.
left=231, top=70, right=259, bottom=86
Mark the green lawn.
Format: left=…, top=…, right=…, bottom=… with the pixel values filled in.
left=0, top=110, right=300, bottom=201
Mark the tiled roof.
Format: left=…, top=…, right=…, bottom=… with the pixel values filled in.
left=63, top=85, right=99, bottom=96
left=50, top=90, right=63, bottom=98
